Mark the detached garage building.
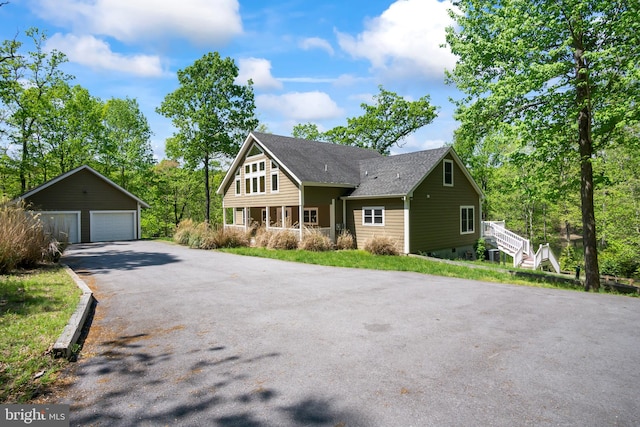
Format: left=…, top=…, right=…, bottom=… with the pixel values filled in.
left=19, top=165, right=149, bottom=243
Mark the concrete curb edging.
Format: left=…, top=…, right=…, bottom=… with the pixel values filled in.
left=52, top=264, right=95, bottom=359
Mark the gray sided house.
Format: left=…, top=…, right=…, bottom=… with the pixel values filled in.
left=18, top=165, right=149, bottom=243
left=217, top=132, right=483, bottom=257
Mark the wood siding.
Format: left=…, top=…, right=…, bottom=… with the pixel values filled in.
left=24, top=168, right=139, bottom=242
left=346, top=198, right=405, bottom=251
left=409, top=154, right=480, bottom=254
left=222, top=152, right=299, bottom=208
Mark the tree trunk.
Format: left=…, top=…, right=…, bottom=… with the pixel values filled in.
left=204, top=155, right=210, bottom=224
left=575, top=44, right=600, bottom=291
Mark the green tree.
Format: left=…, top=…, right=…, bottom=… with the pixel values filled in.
left=323, top=86, right=437, bottom=155
left=39, top=82, right=104, bottom=177
left=0, top=28, right=72, bottom=192
left=157, top=52, right=258, bottom=223
left=100, top=97, right=154, bottom=190
left=446, top=0, right=640, bottom=291
left=292, top=122, right=324, bottom=141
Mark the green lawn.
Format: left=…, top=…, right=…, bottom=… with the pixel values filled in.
left=0, top=265, right=81, bottom=403
left=219, top=247, right=584, bottom=290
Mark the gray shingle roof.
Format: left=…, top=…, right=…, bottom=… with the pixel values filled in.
left=252, top=132, right=382, bottom=185
left=349, top=146, right=450, bottom=197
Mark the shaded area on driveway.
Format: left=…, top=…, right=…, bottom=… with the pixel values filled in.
left=59, top=241, right=640, bottom=426
left=63, top=242, right=180, bottom=273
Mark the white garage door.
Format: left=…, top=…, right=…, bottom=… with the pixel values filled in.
left=90, top=211, right=137, bottom=242
left=37, top=211, right=81, bottom=244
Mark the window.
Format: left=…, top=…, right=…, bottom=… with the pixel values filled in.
left=363, top=207, right=384, bottom=226
left=235, top=208, right=245, bottom=225
left=234, top=169, right=241, bottom=195
left=461, top=206, right=475, bottom=234
left=303, top=208, right=318, bottom=225
left=271, top=161, right=279, bottom=193
left=244, top=160, right=266, bottom=194
left=443, top=159, right=454, bottom=186
left=247, top=144, right=263, bottom=157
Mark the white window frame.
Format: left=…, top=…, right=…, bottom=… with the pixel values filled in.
left=460, top=205, right=475, bottom=234
left=271, top=161, right=279, bottom=193
left=443, top=159, right=454, bottom=187
left=303, top=207, right=318, bottom=225
left=363, top=206, right=385, bottom=226
left=244, top=160, right=266, bottom=195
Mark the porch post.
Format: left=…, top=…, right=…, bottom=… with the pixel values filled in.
left=222, top=202, right=226, bottom=227
left=265, top=206, right=270, bottom=230
left=299, top=184, right=304, bottom=240
left=330, top=198, right=336, bottom=242
left=404, top=196, right=410, bottom=254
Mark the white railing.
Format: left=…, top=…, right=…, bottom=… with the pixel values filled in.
left=533, top=244, right=561, bottom=273
left=483, top=221, right=531, bottom=257
left=226, top=224, right=331, bottom=240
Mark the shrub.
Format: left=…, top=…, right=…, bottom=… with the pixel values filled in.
left=300, top=229, right=333, bottom=251
left=364, top=235, right=399, bottom=256
left=212, top=226, right=250, bottom=248
left=599, top=241, right=638, bottom=278
left=268, top=229, right=299, bottom=250
left=0, top=200, right=62, bottom=273
left=559, top=245, right=580, bottom=272
left=335, top=230, right=355, bottom=250
left=254, top=227, right=274, bottom=248
left=474, top=238, right=486, bottom=260
left=173, top=219, right=195, bottom=245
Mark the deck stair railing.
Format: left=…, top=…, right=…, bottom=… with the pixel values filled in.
left=482, top=221, right=531, bottom=267
left=533, top=244, right=561, bottom=273
left=482, top=221, right=560, bottom=272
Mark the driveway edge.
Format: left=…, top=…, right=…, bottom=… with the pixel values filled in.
left=52, top=264, right=95, bottom=359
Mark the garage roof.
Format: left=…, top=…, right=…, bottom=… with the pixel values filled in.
left=18, top=165, right=150, bottom=208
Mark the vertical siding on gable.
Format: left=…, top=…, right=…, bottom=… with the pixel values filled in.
left=346, top=198, right=405, bottom=251
left=410, top=154, right=479, bottom=253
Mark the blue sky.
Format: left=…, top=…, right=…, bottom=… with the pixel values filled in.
left=0, top=0, right=461, bottom=159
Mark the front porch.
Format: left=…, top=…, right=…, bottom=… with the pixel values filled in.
left=224, top=204, right=336, bottom=241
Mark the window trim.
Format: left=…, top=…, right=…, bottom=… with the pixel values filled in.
left=244, top=160, right=266, bottom=195
left=303, top=207, right=318, bottom=225
left=363, top=206, right=385, bottom=226
left=460, top=205, right=475, bottom=234
left=443, top=159, right=454, bottom=187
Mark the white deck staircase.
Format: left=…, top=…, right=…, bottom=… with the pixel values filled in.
left=481, top=221, right=560, bottom=273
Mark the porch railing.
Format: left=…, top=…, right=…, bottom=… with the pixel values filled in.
left=533, top=244, right=561, bottom=273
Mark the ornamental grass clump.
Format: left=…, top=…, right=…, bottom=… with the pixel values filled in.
left=364, top=235, right=399, bottom=256
left=173, top=219, right=195, bottom=246
left=335, top=230, right=355, bottom=250
left=212, top=226, right=250, bottom=248
left=267, top=229, right=299, bottom=250
left=300, top=229, right=333, bottom=251
left=0, top=200, right=63, bottom=273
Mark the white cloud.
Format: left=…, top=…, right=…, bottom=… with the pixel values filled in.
left=336, top=0, right=457, bottom=79
left=256, top=92, right=344, bottom=121
left=236, top=58, right=282, bottom=90
left=33, top=0, right=242, bottom=44
left=299, top=37, right=334, bottom=55
left=46, top=33, right=165, bottom=77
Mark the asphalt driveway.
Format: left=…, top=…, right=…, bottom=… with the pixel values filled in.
left=60, top=240, right=640, bottom=426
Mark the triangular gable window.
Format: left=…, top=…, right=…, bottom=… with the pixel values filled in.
left=247, top=144, right=263, bottom=157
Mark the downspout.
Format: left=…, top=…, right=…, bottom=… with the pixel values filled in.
left=299, top=184, right=304, bottom=241
left=342, top=198, right=347, bottom=233
left=403, top=195, right=411, bottom=254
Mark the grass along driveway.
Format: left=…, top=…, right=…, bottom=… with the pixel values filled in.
left=219, top=247, right=594, bottom=292
left=0, top=265, right=81, bottom=403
